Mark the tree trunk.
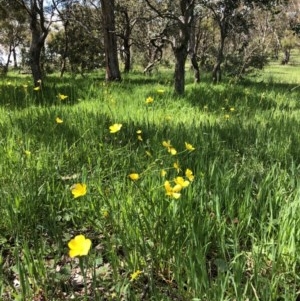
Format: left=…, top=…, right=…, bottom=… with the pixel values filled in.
left=12, top=47, right=18, bottom=68
left=30, top=30, right=44, bottom=86
left=212, top=61, right=221, bottom=83
left=212, top=31, right=225, bottom=84
left=100, top=0, right=121, bottom=81
left=174, top=46, right=188, bottom=95
left=4, top=45, right=12, bottom=74
left=189, top=17, right=200, bottom=83
left=123, top=39, right=131, bottom=73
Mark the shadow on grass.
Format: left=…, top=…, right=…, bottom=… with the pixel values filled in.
left=1, top=70, right=299, bottom=112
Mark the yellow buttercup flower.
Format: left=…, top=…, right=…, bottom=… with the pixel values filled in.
left=173, top=161, right=181, bottom=173
left=129, top=173, right=140, bottom=181
left=169, top=147, right=177, bottom=155
left=161, top=169, right=167, bottom=177
left=185, top=142, right=195, bottom=151
left=230, top=107, right=235, bottom=112
left=130, top=270, right=142, bottom=281
left=174, top=176, right=190, bottom=188
left=162, top=140, right=172, bottom=148
left=146, top=96, right=154, bottom=104
left=24, top=150, right=31, bottom=156
left=56, top=117, right=63, bottom=124
left=136, top=130, right=143, bottom=141
left=33, top=86, right=40, bottom=91
left=164, top=180, right=182, bottom=199
left=68, top=234, right=92, bottom=258
left=162, top=140, right=177, bottom=155
left=71, top=183, right=87, bottom=198
left=101, top=208, right=109, bottom=218
left=109, top=123, right=122, bottom=133
left=58, top=93, right=68, bottom=100
left=185, top=169, right=194, bottom=182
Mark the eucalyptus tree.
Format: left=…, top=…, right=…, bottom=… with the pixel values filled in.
left=115, top=0, right=152, bottom=73
left=51, top=1, right=104, bottom=76
left=0, top=1, right=28, bottom=73
left=4, top=0, right=58, bottom=86
left=144, top=0, right=196, bottom=94
left=100, top=0, right=121, bottom=81
left=201, top=0, right=287, bottom=83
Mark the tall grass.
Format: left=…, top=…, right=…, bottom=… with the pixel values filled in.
left=0, top=63, right=300, bottom=300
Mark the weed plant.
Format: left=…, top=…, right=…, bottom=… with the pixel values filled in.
left=0, top=64, right=300, bottom=300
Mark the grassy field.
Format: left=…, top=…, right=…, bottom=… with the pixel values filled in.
left=0, top=61, right=300, bottom=301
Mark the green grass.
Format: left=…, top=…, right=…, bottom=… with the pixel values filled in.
left=1, top=62, right=300, bottom=300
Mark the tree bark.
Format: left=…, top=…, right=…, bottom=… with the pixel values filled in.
left=189, top=17, right=200, bottom=83
left=29, top=26, right=45, bottom=86
left=100, top=0, right=121, bottom=81
left=174, top=46, right=188, bottom=95
left=212, top=29, right=225, bottom=84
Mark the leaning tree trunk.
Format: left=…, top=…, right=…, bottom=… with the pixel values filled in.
left=174, top=46, right=188, bottom=95
left=100, top=0, right=121, bottom=81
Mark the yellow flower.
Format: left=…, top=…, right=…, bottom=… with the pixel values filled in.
left=101, top=208, right=109, bottom=218
left=164, top=180, right=182, bottom=199
left=174, top=176, right=190, bottom=188
left=58, top=93, right=68, bottom=100
left=169, top=147, right=177, bottom=155
left=136, top=130, right=143, bottom=141
left=33, top=86, right=40, bottom=91
left=145, top=96, right=154, bottom=104
left=109, top=123, right=122, bottom=133
left=185, top=142, right=195, bottom=151
left=162, top=140, right=172, bottom=148
left=162, top=140, right=177, bottom=155
left=71, top=183, right=87, bottom=198
left=130, top=270, right=142, bottom=281
left=56, top=117, right=63, bottom=124
left=24, top=150, right=31, bottom=156
left=68, top=234, right=92, bottom=258
left=129, top=173, right=140, bottom=181
left=185, top=169, right=194, bottom=182
left=230, top=107, right=235, bottom=112
left=173, top=161, right=181, bottom=173
left=161, top=169, right=167, bottom=177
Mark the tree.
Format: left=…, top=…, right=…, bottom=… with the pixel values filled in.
left=100, top=0, right=121, bottom=81
left=144, top=0, right=196, bottom=95
left=0, top=0, right=28, bottom=73
left=50, top=2, right=104, bottom=77
left=5, top=0, right=56, bottom=86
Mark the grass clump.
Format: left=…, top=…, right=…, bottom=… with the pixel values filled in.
left=1, top=63, right=300, bottom=300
